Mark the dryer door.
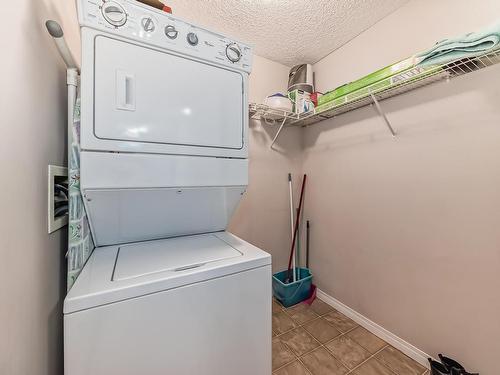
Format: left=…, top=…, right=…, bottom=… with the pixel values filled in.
left=84, top=33, right=246, bottom=156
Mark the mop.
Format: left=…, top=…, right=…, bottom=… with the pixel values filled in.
left=286, top=174, right=306, bottom=283
left=288, top=174, right=297, bottom=282
left=296, top=207, right=301, bottom=280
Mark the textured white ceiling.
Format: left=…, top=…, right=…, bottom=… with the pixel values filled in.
left=165, top=0, right=409, bottom=66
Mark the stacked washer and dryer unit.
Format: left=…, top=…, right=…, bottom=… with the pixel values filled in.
left=65, top=1, right=272, bottom=374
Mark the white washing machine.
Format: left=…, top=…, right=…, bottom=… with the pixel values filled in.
left=65, top=1, right=271, bottom=374
left=65, top=232, right=271, bottom=375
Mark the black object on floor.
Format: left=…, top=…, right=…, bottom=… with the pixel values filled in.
left=429, top=355, right=479, bottom=375
left=429, top=358, right=450, bottom=375
left=438, top=354, right=479, bottom=375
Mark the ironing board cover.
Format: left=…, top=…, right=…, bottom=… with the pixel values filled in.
left=68, top=92, right=94, bottom=290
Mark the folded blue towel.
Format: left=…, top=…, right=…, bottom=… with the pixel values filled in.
left=417, top=21, right=500, bottom=66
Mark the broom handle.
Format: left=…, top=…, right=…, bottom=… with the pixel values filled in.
left=287, top=174, right=307, bottom=280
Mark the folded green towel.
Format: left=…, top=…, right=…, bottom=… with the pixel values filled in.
left=417, top=21, right=500, bottom=66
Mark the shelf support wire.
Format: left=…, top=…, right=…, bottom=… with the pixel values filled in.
left=370, top=92, right=397, bottom=137
left=270, top=116, right=288, bottom=149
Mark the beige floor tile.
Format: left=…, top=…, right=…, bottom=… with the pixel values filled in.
left=279, top=327, right=320, bottom=356
left=347, top=326, right=387, bottom=354
left=301, top=347, right=349, bottom=375
left=352, top=358, right=395, bottom=375
left=271, top=298, right=426, bottom=375
left=375, top=346, right=427, bottom=375
left=274, top=300, right=285, bottom=313
left=274, top=360, right=310, bottom=375
left=303, top=318, right=341, bottom=343
left=273, top=311, right=297, bottom=334
left=309, top=299, right=333, bottom=316
left=273, top=337, right=297, bottom=371
left=325, top=335, right=371, bottom=369
left=322, top=309, right=358, bottom=333
left=286, top=303, right=319, bottom=325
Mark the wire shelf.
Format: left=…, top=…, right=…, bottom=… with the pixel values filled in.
left=249, top=103, right=298, bottom=123
left=250, top=48, right=500, bottom=128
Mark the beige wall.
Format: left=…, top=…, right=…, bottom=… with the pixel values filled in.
left=0, top=1, right=79, bottom=375
left=304, top=0, right=500, bottom=373
left=229, top=55, right=303, bottom=273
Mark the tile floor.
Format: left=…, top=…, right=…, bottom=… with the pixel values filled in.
left=272, top=299, right=429, bottom=375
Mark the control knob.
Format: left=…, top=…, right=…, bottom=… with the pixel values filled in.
left=165, top=25, right=178, bottom=39
left=187, top=32, right=199, bottom=46
left=141, top=17, right=155, bottom=32
left=101, top=1, right=127, bottom=27
left=226, top=43, right=242, bottom=63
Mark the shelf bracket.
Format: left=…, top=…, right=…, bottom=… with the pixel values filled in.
left=270, top=116, right=287, bottom=149
left=370, top=93, right=397, bottom=137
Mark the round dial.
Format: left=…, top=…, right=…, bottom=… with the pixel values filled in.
left=187, top=32, right=199, bottom=46
left=101, top=1, right=127, bottom=27
left=226, top=43, right=242, bottom=63
left=165, top=25, right=178, bottom=39
left=141, top=17, right=155, bottom=32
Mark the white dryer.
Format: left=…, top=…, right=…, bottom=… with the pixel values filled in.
left=65, top=1, right=271, bottom=374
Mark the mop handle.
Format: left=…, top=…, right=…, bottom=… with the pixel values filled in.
left=306, top=220, right=310, bottom=269
left=287, top=174, right=307, bottom=281
left=288, top=173, right=296, bottom=282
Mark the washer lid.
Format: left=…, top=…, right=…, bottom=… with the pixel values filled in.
left=63, top=232, right=271, bottom=314
left=113, top=235, right=242, bottom=281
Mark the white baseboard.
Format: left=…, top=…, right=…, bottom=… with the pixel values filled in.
left=316, top=288, right=430, bottom=369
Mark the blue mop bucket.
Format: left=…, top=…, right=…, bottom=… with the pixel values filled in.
left=272, top=268, right=312, bottom=308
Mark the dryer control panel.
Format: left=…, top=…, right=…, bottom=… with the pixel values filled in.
left=77, top=0, right=252, bottom=73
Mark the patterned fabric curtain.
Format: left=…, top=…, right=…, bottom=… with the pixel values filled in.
left=67, top=93, right=94, bottom=290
